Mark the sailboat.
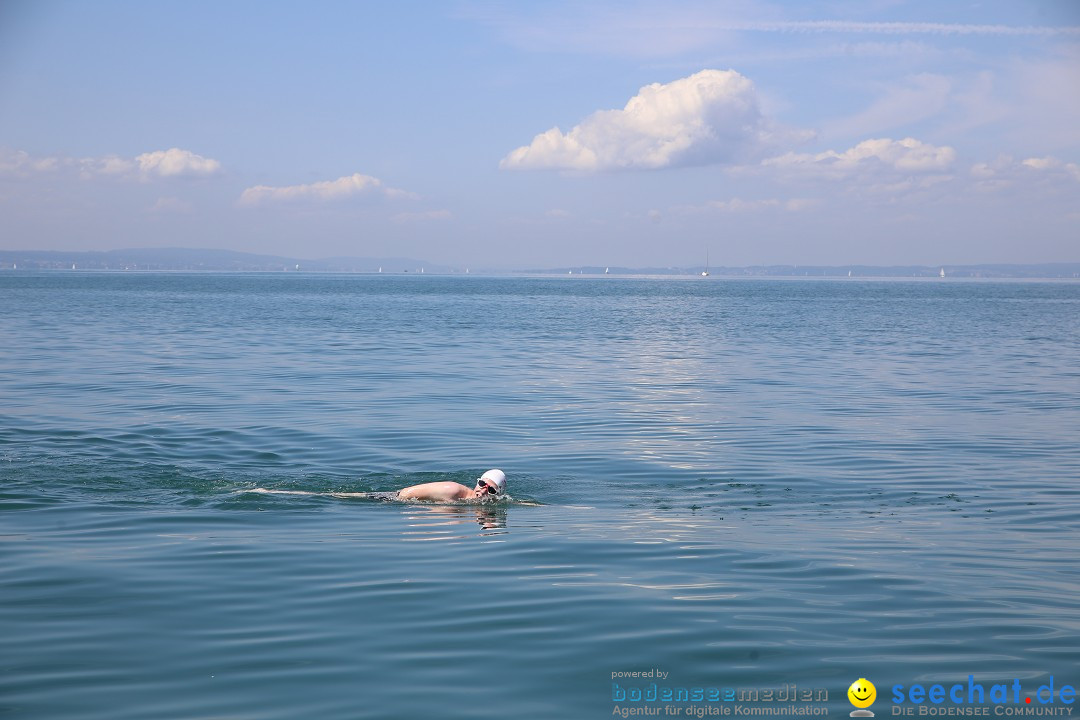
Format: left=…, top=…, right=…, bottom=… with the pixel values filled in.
left=940, top=267, right=946, bottom=278
left=701, top=249, right=709, bottom=277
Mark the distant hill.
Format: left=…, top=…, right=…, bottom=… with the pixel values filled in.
left=1, top=248, right=1078, bottom=278
left=525, top=263, right=1080, bottom=279
left=0, top=248, right=454, bottom=273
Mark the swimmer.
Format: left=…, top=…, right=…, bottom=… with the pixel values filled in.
left=396, top=469, right=506, bottom=502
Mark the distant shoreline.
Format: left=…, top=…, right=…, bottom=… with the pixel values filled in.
left=1, top=248, right=1078, bottom=279
left=4, top=268, right=1080, bottom=282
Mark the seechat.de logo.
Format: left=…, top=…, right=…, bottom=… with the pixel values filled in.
left=849, top=678, right=877, bottom=717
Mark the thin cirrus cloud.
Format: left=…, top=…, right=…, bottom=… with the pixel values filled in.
left=238, top=173, right=414, bottom=207
left=500, top=69, right=803, bottom=171
left=822, top=73, right=952, bottom=141
left=476, top=5, right=1080, bottom=59
left=717, top=20, right=1080, bottom=36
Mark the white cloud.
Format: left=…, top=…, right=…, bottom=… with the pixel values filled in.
left=0, top=147, right=219, bottom=180
left=765, top=137, right=956, bottom=178
left=95, top=156, right=136, bottom=176
left=238, top=173, right=413, bottom=206
left=1022, top=157, right=1058, bottom=171
left=0, top=149, right=62, bottom=175
left=501, top=69, right=800, bottom=171
left=676, top=197, right=817, bottom=214
left=1022, top=156, right=1080, bottom=180
left=707, top=198, right=779, bottom=212
left=136, top=148, right=220, bottom=178
left=972, top=155, right=1080, bottom=191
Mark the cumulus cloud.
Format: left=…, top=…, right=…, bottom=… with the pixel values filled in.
left=1022, top=157, right=1080, bottom=180
left=971, top=155, right=1080, bottom=191
left=95, top=156, right=136, bottom=176
left=0, top=147, right=220, bottom=180
left=0, top=148, right=61, bottom=175
left=765, top=137, right=956, bottom=177
left=501, top=69, right=799, bottom=171
left=136, top=148, right=220, bottom=178
left=238, top=173, right=413, bottom=207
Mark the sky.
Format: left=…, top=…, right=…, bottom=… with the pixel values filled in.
left=1, top=0, right=1078, bottom=269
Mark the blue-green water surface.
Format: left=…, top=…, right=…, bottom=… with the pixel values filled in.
left=2, top=273, right=1079, bottom=719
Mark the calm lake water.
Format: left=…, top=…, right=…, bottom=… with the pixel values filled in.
left=2, top=272, right=1079, bottom=719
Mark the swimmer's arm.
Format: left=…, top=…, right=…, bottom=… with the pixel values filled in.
left=397, top=481, right=472, bottom=501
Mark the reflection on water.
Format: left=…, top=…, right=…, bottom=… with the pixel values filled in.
left=242, top=485, right=513, bottom=536
left=401, top=503, right=509, bottom=538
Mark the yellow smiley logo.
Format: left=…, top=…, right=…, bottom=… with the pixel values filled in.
left=848, top=678, right=876, bottom=709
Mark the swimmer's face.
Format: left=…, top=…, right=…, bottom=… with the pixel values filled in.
left=475, top=481, right=497, bottom=497
left=848, top=679, right=876, bottom=709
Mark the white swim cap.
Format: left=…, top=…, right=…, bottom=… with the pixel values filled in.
left=478, top=469, right=506, bottom=494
